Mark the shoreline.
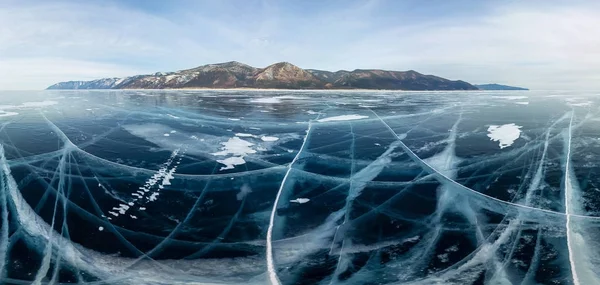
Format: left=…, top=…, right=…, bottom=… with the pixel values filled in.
left=42, top=88, right=529, bottom=92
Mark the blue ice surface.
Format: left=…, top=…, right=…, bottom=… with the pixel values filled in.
left=0, top=89, right=598, bottom=284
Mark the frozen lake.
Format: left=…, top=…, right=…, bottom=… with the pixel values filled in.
left=0, top=89, right=598, bottom=284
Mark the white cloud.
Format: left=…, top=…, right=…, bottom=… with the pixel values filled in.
left=314, top=3, right=600, bottom=89
left=0, top=58, right=145, bottom=90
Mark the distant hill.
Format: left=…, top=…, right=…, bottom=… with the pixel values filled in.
left=475, top=84, right=528, bottom=90
left=47, top=61, right=479, bottom=91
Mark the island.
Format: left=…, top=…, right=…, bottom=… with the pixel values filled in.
left=47, top=61, right=479, bottom=91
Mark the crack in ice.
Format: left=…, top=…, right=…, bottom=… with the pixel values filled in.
left=266, top=122, right=313, bottom=285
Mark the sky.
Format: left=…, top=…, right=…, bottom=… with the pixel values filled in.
left=1, top=0, right=600, bottom=90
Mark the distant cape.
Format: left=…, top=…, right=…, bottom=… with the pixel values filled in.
left=47, top=61, right=479, bottom=91
left=475, top=84, right=528, bottom=91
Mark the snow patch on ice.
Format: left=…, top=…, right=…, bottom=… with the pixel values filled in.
left=251, top=97, right=281, bottom=104
left=235, top=133, right=257, bottom=138
left=114, top=148, right=183, bottom=216
left=148, top=192, right=159, bottom=202
left=492, top=96, right=528, bottom=100
left=0, top=100, right=58, bottom=118
left=276, top=95, right=306, bottom=100
left=317, top=115, right=369, bottom=122
left=20, top=100, right=58, bottom=108
left=261, top=136, right=279, bottom=142
left=487, top=123, right=522, bottom=149
left=217, top=157, right=246, bottom=171
left=290, top=198, right=310, bottom=204
left=212, top=137, right=256, bottom=156
left=569, top=101, right=592, bottom=107
left=0, top=111, right=18, bottom=117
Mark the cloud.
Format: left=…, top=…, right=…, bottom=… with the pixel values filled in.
left=0, top=58, right=145, bottom=90
left=2, top=0, right=600, bottom=89
left=300, top=2, right=600, bottom=89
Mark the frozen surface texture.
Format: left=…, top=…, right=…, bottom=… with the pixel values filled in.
left=0, top=89, right=597, bottom=284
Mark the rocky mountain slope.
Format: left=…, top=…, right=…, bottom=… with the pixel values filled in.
left=47, top=61, right=479, bottom=90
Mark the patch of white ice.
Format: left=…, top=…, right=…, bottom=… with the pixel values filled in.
left=235, top=133, right=257, bottom=138
left=569, top=102, right=592, bottom=107
left=20, top=100, right=58, bottom=108
left=0, top=111, right=18, bottom=117
left=217, top=156, right=246, bottom=171
left=212, top=137, right=256, bottom=156
left=290, top=198, right=310, bottom=204
left=148, top=192, right=160, bottom=202
left=250, top=97, right=281, bottom=104
left=487, top=123, right=522, bottom=149
left=317, top=115, right=369, bottom=122
left=492, top=96, right=528, bottom=100
left=261, top=136, right=279, bottom=142
left=0, top=100, right=57, bottom=118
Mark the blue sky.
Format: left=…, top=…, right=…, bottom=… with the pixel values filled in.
left=1, top=0, right=600, bottom=90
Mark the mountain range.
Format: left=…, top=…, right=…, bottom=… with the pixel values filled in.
left=47, top=61, right=480, bottom=91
